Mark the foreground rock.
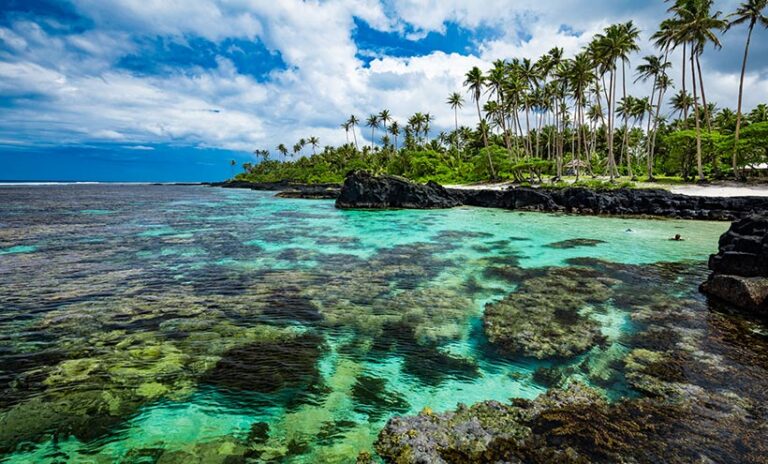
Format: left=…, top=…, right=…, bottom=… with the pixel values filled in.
left=701, top=214, right=768, bottom=315
left=336, top=171, right=768, bottom=220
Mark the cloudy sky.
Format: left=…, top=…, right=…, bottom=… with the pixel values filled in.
left=1, top=0, right=766, bottom=181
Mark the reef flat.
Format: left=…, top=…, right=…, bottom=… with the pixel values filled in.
left=0, top=183, right=765, bottom=463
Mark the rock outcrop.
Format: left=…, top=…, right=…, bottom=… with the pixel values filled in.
left=701, top=214, right=768, bottom=315
left=335, top=171, right=462, bottom=209
left=335, top=171, right=768, bottom=220
left=210, top=180, right=341, bottom=199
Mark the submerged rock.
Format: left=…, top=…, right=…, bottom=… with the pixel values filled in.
left=701, top=214, right=768, bottom=316
left=545, top=238, right=606, bottom=249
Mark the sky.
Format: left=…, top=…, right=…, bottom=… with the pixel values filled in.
left=1, top=0, right=767, bottom=182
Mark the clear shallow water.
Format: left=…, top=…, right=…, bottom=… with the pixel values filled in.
left=0, top=185, right=730, bottom=463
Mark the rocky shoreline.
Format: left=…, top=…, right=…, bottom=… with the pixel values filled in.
left=335, top=171, right=768, bottom=221
left=208, top=180, right=341, bottom=199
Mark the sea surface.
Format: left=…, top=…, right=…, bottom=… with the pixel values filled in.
left=0, top=184, right=737, bottom=462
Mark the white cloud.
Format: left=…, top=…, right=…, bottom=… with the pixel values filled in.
left=1, top=0, right=767, bottom=159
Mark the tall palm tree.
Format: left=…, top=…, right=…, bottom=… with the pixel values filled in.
left=594, top=24, right=626, bottom=180
left=635, top=54, right=672, bottom=179
left=389, top=121, right=400, bottom=151
left=671, top=89, right=695, bottom=122
left=727, top=0, right=768, bottom=176
left=341, top=122, right=351, bottom=145
left=347, top=115, right=360, bottom=150
left=464, top=66, right=490, bottom=149
left=379, top=109, right=392, bottom=134
left=308, top=136, right=319, bottom=155
left=668, top=0, right=727, bottom=180
left=616, top=21, right=641, bottom=176
left=447, top=91, right=465, bottom=160
left=365, top=114, right=379, bottom=150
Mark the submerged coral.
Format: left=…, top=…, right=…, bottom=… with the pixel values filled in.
left=484, top=266, right=615, bottom=358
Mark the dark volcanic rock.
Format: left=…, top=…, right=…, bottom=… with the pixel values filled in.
left=701, top=214, right=768, bottom=315
left=210, top=180, right=341, bottom=196
left=335, top=171, right=462, bottom=209
left=335, top=172, right=768, bottom=220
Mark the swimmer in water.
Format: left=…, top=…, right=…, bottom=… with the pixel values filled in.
left=670, top=234, right=683, bottom=241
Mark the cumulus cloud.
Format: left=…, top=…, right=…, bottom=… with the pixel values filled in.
left=0, top=0, right=766, bottom=159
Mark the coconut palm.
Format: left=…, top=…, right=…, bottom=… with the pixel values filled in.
left=616, top=21, right=641, bottom=176
left=668, top=0, right=727, bottom=180
left=389, top=121, right=400, bottom=151
left=341, top=122, right=351, bottom=145
left=308, top=136, right=319, bottom=155
left=635, top=54, right=672, bottom=179
left=727, top=0, right=768, bottom=175
left=365, top=114, right=379, bottom=150
left=750, top=103, right=768, bottom=122
left=379, top=109, right=391, bottom=133
left=671, top=89, right=695, bottom=122
left=347, top=115, right=360, bottom=150
left=447, top=91, right=464, bottom=159
left=464, top=66, right=490, bottom=149
left=277, top=144, right=288, bottom=159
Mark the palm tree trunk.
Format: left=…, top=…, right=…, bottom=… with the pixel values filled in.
left=690, top=50, right=704, bottom=181
left=695, top=53, right=715, bottom=176
left=733, top=21, right=754, bottom=178
left=352, top=127, right=358, bottom=150
left=607, top=67, right=617, bottom=180
left=620, top=60, right=631, bottom=178
left=645, top=82, right=657, bottom=179
left=476, top=97, right=488, bottom=147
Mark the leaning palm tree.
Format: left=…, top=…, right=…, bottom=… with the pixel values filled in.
left=447, top=92, right=464, bottom=161
left=464, top=66, right=490, bottom=149
left=365, top=114, right=379, bottom=150
left=726, top=0, right=768, bottom=176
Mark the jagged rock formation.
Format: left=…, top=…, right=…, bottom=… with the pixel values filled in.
left=701, top=214, right=768, bottom=315
left=335, top=171, right=768, bottom=220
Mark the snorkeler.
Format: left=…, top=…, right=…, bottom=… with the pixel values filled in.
left=670, top=234, right=684, bottom=241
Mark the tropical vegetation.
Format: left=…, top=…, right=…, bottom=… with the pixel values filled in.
left=237, top=0, right=768, bottom=185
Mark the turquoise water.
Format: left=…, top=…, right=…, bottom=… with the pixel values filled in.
left=0, top=185, right=728, bottom=462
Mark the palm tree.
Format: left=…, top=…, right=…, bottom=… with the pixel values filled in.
left=464, top=66, right=490, bottom=149
left=308, top=136, right=319, bottom=155
left=447, top=91, right=464, bottom=160
left=635, top=54, right=672, bottom=179
left=671, top=89, right=695, bottom=122
left=750, top=103, right=768, bottom=122
left=347, top=115, right=360, bottom=150
left=378, top=109, right=391, bottom=134
left=341, top=122, right=351, bottom=145
left=727, top=0, right=768, bottom=176
left=594, top=24, right=627, bottom=180
left=668, top=0, right=727, bottom=180
left=389, top=121, right=400, bottom=151
left=277, top=144, right=288, bottom=159
left=616, top=21, right=641, bottom=177
left=365, top=114, right=379, bottom=150
left=230, top=159, right=236, bottom=177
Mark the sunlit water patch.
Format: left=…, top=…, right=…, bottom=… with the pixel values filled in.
left=0, top=184, right=738, bottom=462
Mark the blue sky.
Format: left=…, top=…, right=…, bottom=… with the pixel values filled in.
left=1, top=0, right=766, bottom=181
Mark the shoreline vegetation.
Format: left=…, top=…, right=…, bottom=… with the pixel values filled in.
left=232, top=1, right=768, bottom=191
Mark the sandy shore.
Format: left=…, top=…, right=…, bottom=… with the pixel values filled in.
left=445, top=181, right=768, bottom=198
